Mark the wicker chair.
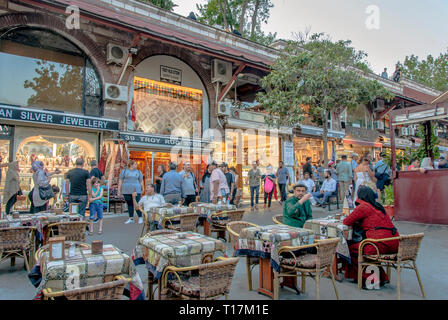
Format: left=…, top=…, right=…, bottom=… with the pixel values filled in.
left=274, top=238, right=340, bottom=300
left=163, top=213, right=200, bottom=232
left=358, top=233, right=425, bottom=300
left=272, top=214, right=284, bottom=225
left=161, top=257, right=239, bottom=300
left=0, top=227, right=35, bottom=273
left=210, top=210, right=245, bottom=240
left=44, top=221, right=89, bottom=244
left=42, top=275, right=130, bottom=300
left=226, top=221, right=259, bottom=291
left=35, top=241, right=91, bottom=263
left=140, top=209, right=151, bottom=238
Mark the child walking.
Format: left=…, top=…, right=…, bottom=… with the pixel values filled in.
left=89, top=177, right=104, bottom=235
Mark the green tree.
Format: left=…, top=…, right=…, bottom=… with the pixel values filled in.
left=196, top=0, right=276, bottom=45
left=138, top=0, right=177, bottom=11
left=256, top=33, right=394, bottom=166
left=397, top=50, right=448, bottom=91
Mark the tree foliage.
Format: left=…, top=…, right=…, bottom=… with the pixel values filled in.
left=196, top=0, right=276, bottom=45
left=397, top=50, right=448, bottom=91
left=138, top=0, right=177, bottom=11
left=256, top=33, right=394, bottom=165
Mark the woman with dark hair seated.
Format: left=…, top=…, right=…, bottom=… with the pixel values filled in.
left=343, top=186, right=399, bottom=288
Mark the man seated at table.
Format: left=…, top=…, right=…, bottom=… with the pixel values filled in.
left=138, top=184, right=166, bottom=212
left=312, top=170, right=337, bottom=208
left=283, top=183, right=313, bottom=228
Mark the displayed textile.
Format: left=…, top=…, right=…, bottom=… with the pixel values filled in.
left=303, top=216, right=353, bottom=262
left=235, top=224, right=315, bottom=272
left=98, top=144, right=107, bottom=176
left=30, top=244, right=144, bottom=300
left=132, top=231, right=225, bottom=280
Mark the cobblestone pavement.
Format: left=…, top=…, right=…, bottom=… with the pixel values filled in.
left=1, top=200, right=447, bottom=300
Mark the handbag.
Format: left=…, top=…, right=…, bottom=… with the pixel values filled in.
left=264, top=176, right=274, bottom=193
left=38, top=184, right=54, bottom=201
left=351, top=222, right=366, bottom=243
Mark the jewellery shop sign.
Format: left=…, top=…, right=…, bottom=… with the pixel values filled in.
left=120, top=132, right=208, bottom=149
left=0, top=104, right=119, bottom=131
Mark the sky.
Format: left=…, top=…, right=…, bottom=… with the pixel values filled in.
left=174, top=0, right=448, bottom=76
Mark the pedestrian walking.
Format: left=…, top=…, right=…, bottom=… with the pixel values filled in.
left=199, top=165, right=212, bottom=203
left=118, top=160, right=144, bottom=224
left=353, top=157, right=376, bottom=201
left=160, top=162, right=183, bottom=205
left=179, top=162, right=199, bottom=207
left=3, top=161, right=21, bottom=215
left=262, top=165, right=276, bottom=209
left=209, top=162, right=229, bottom=204
left=248, top=161, right=261, bottom=211
left=302, top=157, right=313, bottom=177
left=222, top=163, right=234, bottom=205
left=88, top=177, right=104, bottom=235
left=374, top=152, right=391, bottom=202
left=154, top=164, right=167, bottom=194
left=276, top=161, right=289, bottom=204
left=336, top=155, right=353, bottom=201
left=229, top=167, right=239, bottom=205
left=64, top=158, right=91, bottom=217
left=30, top=161, right=60, bottom=214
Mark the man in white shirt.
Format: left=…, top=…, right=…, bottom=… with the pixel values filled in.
left=312, top=170, right=337, bottom=208
left=209, top=162, right=230, bottom=204
left=300, top=172, right=317, bottom=205
left=138, top=184, right=166, bottom=212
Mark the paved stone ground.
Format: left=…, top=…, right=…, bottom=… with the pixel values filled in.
left=1, top=200, right=447, bottom=300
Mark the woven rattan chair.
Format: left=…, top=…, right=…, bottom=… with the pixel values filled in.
left=142, top=229, right=179, bottom=300
left=210, top=210, right=245, bottom=240
left=163, top=213, right=200, bottom=232
left=140, top=209, right=151, bottom=238
left=42, top=275, right=130, bottom=300
left=226, top=221, right=259, bottom=291
left=274, top=238, right=340, bottom=300
left=272, top=214, right=284, bottom=225
left=357, top=233, right=425, bottom=300
left=0, top=227, right=35, bottom=272
left=161, top=257, right=239, bottom=300
left=35, top=241, right=91, bottom=263
left=44, top=221, right=89, bottom=244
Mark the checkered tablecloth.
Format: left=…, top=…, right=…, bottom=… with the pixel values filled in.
left=303, top=216, right=353, bottom=262
left=0, top=213, right=82, bottom=240
left=235, top=224, right=315, bottom=272
left=31, top=244, right=144, bottom=300
left=194, top=204, right=237, bottom=223
left=150, top=207, right=195, bottom=229
left=132, top=232, right=226, bottom=279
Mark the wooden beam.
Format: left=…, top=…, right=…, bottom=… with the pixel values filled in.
left=217, top=64, right=246, bottom=103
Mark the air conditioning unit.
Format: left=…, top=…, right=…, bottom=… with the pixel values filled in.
left=374, top=99, right=385, bottom=111
left=107, top=44, right=130, bottom=65
left=408, top=126, right=415, bottom=136
left=401, top=127, right=409, bottom=136
left=217, top=101, right=232, bottom=116
left=104, top=83, right=128, bottom=103
left=375, top=121, right=385, bottom=130
left=212, top=59, right=233, bottom=84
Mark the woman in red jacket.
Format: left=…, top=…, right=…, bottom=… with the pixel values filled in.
left=343, top=186, right=399, bottom=287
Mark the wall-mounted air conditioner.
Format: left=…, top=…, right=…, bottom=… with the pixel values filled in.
left=104, top=83, right=128, bottom=103
left=212, top=59, right=233, bottom=84
left=107, top=44, right=130, bottom=65
left=217, top=101, right=232, bottom=116
left=400, top=127, right=409, bottom=136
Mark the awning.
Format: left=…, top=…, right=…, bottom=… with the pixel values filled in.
left=343, top=139, right=382, bottom=148
left=298, top=125, right=345, bottom=139
left=226, top=118, right=292, bottom=135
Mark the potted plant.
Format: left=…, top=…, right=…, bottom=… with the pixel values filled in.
left=383, top=185, right=394, bottom=220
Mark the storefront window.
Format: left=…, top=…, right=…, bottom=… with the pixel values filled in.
left=0, top=27, right=102, bottom=116
left=133, top=77, right=203, bottom=136
left=293, top=137, right=332, bottom=165
left=14, top=127, right=97, bottom=197
left=347, top=104, right=372, bottom=129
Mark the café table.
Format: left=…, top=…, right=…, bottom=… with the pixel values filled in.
left=29, top=243, right=145, bottom=300
left=192, top=203, right=237, bottom=236
left=0, top=212, right=82, bottom=265
left=132, top=231, right=226, bottom=299
left=303, top=215, right=353, bottom=279
left=150, top=206, right=195, bottom=230
left=234, top=224, right=315, bottom=299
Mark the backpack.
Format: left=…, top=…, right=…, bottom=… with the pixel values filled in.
left=264, top=176, right=274, bottom=193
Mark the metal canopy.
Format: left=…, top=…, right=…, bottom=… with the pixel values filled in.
left=389, top=102, right=448, bottom=126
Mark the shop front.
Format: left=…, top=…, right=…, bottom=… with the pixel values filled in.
left=339, top=126, right=382, bottom=160
left=0, top=27, right=119, bottom=211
